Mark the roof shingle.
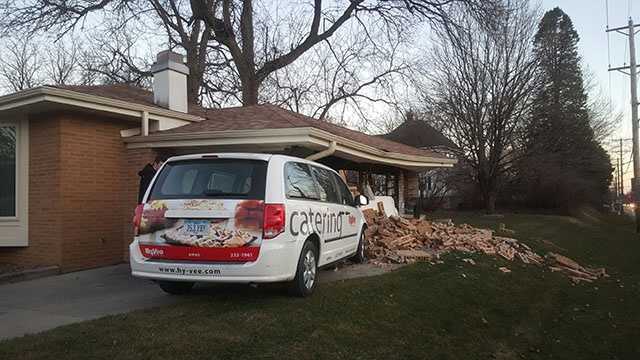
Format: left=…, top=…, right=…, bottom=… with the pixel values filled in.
left=56, top=84, right=446, bottom=158
left=382, top=118, right=457, bottom=150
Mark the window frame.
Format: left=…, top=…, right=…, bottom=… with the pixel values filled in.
left=283, top=161, right=321, bottom=201
left=0, top=123, right=18, bottom=220
left=331, top=172, right=355, bottom=207
left=148, top=158, right=267, bottom=201
left=308, top=165, right=341, bottom=205
left=0, top=118, right=29, bottom=247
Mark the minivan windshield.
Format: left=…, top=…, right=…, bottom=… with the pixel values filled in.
left=148, top=159, right=267, bottom=200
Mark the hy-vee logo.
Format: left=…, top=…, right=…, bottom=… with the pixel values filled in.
left=144, top=247, right=165, bottom=257
left=289, top=209, right=350, bottom=236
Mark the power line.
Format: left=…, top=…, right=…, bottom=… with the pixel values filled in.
left=626, top=146, right=634, bottom=173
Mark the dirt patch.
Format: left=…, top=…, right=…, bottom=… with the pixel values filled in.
left=320, top=262, right=404, bottom=283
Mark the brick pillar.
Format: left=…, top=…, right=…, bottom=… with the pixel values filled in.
left=122, top=147, right=159, bottom=262
left=404, top=170, right=420, bottom=216
left=397, top=170, right=405, bottom=215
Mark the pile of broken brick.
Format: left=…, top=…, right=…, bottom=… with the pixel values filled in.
left=362, top=208, right=608, bottom=283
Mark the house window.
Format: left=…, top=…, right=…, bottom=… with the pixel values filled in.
left=0, top=125, right=16, bottom=217
left=0, top=119, right=28, bottom=247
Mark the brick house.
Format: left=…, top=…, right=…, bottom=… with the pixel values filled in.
left=0, top=51, right=455, bottom=273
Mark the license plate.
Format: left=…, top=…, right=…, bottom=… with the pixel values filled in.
left=181, top=220, right=210, bottom=236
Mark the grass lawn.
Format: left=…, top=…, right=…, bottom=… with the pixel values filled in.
left=1, top=212, right=639, bottom=359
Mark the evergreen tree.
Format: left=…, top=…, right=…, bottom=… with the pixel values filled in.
left=520, top=7, right=612, bottom=211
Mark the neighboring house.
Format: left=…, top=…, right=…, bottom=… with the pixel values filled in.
left=381, top=116, right=459, bottom=211
left=0, top=50, right=456, bottom=273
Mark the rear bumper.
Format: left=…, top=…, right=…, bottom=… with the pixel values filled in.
left=129, top=239, right=299, bottom=283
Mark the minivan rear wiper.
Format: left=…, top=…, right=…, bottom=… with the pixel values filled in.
left=203, top=189, right=248, bottom=196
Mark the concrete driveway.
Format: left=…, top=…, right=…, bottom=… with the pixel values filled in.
left=0, top=262, right=398, bottom=340
left=0, top=264, right=179, bottom=340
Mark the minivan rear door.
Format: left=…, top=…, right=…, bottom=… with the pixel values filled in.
left=136, top=158, right=267, bottom=263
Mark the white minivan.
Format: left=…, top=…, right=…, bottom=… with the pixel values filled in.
left=130, top=153, right=369, bottom=296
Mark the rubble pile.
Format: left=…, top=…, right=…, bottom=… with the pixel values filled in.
left=546, top=252, right=608, bottom=283
left=362, top=209, right=607, bottom=283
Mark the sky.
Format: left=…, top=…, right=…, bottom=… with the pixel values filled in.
left=540, top=0, right=637, bottom=192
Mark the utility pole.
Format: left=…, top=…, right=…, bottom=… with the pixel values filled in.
left=619, top=155, right=624, bottom=215
left=620, top=138, right=624, bottom=195
left=613, top=158, right=619, bottom=201
left=608, top=18, right=640, bottom=232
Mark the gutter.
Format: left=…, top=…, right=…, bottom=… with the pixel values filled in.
left=306, top=141, right=336, bottom=161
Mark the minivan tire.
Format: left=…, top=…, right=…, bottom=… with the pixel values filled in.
left=350, top=230, right=367, bottom=264
left=158, top=280, right=195, bottom=295
left=289, top=240, right=319, bottom=297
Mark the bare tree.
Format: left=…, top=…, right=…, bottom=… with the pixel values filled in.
left=417, top=169, right=452, bottom=211
left=310, top=40, right=408, bottom=121
left=0, top=37, right=42, bottom=92
left=583, top=69, right=622, bottom=143
left=44, top=38, right=81, bottom=85
left=78, top=24, right=154, bottom=88
left=262, top=19, right=410, bottom=125
left=425, top=0, right=539, bottom=213
left=0, top=0, right=500, bottom=106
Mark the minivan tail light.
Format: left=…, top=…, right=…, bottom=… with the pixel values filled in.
left=263, top=204, right=285, bottom=239
left=133, top=204, right=144, bottom=236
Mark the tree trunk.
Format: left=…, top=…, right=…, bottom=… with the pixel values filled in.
left=484, top=192, right=497, bottom=214
left=241, top=74, right=260, bottom=106
left=478, top=171, right=497, bottom=214
left=187, top=66, right=202, bottom=105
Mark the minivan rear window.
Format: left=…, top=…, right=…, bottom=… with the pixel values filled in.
left=148, top=159, right=267, bottom=200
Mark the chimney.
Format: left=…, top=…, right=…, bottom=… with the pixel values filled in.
left=151, top=50, right=190, bottom=113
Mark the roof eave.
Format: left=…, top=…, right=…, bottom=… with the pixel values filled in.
left=0, top=86, right=204, bottom=123
left=124, top=127, right=457, bottom=170
left=307, top=128, right=456, bottom=167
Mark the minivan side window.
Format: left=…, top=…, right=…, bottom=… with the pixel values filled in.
left=285, top=162, right=320, bottom=200
left=332, top=172, right=354, bottom=206
left=310, top=166, right=340, bottom=203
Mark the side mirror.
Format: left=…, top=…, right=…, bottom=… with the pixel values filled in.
left=355, top=194, right=369, bottom=207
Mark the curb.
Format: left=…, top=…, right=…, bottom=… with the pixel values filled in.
left=0, top=266, right=60, bottom=284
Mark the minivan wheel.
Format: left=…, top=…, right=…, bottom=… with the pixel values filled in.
left=158, top=280, right=195, bottom=295
left=350, top=230, right=367, bottom=264
left=289, top=240, right=318, bottom=297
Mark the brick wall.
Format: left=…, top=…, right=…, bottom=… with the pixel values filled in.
left=57, top=114, right=133, bottom=272
left=0, top=112, right=146, bottom=272
left=405, top=171, right=419, bottom=206
left=0, top=117, right=64, bottom=267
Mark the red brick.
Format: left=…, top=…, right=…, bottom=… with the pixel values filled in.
left=0, top=112, right=149, bottom=272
